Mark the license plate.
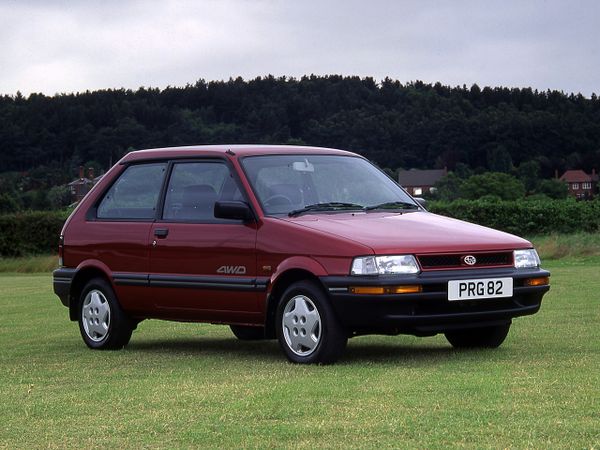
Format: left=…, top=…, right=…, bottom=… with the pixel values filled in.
left=448, top=277, right=513, bottom=301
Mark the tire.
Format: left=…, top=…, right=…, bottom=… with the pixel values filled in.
left=276, top=280, right=347, bottom=364
left=230, top=325, right=265, bottom=340
left=78, top=277, right=133, bottom=350
left=445, top=323, right=511, bottom=349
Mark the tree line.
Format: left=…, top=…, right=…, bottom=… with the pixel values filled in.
left=1, top=75, right=599, bottom=210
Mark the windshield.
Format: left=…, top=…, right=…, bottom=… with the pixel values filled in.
left=241, top=154, right=417, bottom=215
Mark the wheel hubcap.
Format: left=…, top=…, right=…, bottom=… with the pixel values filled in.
left=282, top=295, right=321, bottom=356
left=82, top=290, right=110, bottom=342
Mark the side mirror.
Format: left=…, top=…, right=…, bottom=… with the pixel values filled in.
left=413, top=197, right=428, bottom=209
left=214, top=201, right=254, bottom=221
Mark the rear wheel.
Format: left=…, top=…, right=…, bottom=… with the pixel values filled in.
left=445, top=323, right=511, bottom=348
left=78, top=277, right=133, bottom=350
left=230, top=325, right=265, bottom=340
left=276, top=280, right=347, bottom=364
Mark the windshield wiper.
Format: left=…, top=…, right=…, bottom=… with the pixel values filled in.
left=364, top=201, right=419, bottom=211
left=288, top=202, right=365, bottom=217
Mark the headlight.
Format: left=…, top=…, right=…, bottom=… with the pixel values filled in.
left=514, top=249, right=540, bottom=268
left=351, top=255, right=420, bottom=275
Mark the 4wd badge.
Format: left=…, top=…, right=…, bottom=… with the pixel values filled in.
left=217, top=265, right=247, bottom=275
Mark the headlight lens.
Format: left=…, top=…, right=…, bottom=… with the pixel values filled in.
left=351, top=255, right=420, bottom=275
left=514, top=249, right=540, bottom=268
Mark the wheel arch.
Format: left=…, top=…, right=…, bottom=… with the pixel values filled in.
left=264, top=257, right=329, bottom=338
left=68, top=262, right=113, bottom=321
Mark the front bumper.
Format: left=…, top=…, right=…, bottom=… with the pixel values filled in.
left=320, top=267, right=550, bottom=335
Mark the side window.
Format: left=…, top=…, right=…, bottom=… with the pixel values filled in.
left=162, top=161, right=243, bottom=221
left=97, top=163, right=167, bottom=219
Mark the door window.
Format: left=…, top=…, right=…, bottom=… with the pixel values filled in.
left=162, top=161, right=243, bottom=222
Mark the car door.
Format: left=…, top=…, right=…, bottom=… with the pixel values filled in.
left=148, top=159, right=262, bottom=324
left=89, top=162, right=168, bottom=315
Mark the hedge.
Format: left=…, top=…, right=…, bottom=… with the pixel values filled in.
left=429, top=199, right=600, bottom=235
left=0, top=211, right=68, bottom=257
left=0, top=200, right=598, bottom=256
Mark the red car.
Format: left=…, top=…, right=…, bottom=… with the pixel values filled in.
left=53, top=145, right=550, bottom=363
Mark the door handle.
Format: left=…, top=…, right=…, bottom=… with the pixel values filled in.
left=154, top=228, right=169, bottom=238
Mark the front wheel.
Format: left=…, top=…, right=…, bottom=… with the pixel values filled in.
left=78, top=277, right=133, bottom=350
left=445, top=323, right=511, bottom=349
left=276, top=280, right=347, bottom=364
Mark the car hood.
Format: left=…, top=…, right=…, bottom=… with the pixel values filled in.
left=283, top=211, right=532, bottom=254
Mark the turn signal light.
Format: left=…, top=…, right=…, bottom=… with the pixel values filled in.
left=524, top=277, right=550, bottom=287
left=350, top=285, right=422, bottom=295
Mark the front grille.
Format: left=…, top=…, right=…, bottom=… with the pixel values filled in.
left=417, top=252, right=513, bottom=270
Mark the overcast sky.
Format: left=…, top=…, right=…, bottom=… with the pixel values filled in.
left=1, top=0, right=598, bottom=97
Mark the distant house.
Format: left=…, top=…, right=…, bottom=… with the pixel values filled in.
left=397, top=168, right=447, bottom=196
left=68, top=166, right=103, bottom=203
left=558, top=169, right=598, bottom=200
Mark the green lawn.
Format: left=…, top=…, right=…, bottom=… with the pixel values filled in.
left=1, top=261, right=599, bottom=448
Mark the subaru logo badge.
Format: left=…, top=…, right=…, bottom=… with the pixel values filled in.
left=462, top=255, right=477, bottom=266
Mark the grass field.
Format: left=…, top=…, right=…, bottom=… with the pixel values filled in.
left=1, top=260, right=599, bottom=448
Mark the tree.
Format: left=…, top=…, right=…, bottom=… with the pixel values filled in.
left=433, top=173, right=465, bottom=201
left=516, top=160, right=541, bottom=193
left=460, top=173, right=526, bottom=200
left=485, top=144, right=513, bottom=173
left=0, top=172, right=23, bottom=212
left=20, top=189, right=48, bottom=210
left=538, top=179, right=568, bottom=199
left=0, top=193, right=20, bottom=213
left=1, top=76, right=600, bottom=200
left=47, top=185, right=72, bottom=209
left=453, top=162, right=473, bottom=179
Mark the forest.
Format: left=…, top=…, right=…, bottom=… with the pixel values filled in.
left=1, top=75, right=599, bottom=209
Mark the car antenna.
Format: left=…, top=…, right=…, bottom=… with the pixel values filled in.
left=226, top=149, right=235, bottom=156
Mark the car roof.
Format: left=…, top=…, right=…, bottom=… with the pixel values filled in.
left=121, top=144, right=359, bottom=163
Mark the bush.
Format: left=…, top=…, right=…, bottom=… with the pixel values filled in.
left=0, top=211, right=68, bottom=257
left=538, top=179, right=569, bottom=199
left=1, top=200, right=598, bottom=257
left=0, top=193, right=21, bottom=213
left=20, top=190, right=48, bottom=210
left=429, top=199, right=600, bottom=235
left=47, top=185, right=72, bottom=209
left=459, top=173, right=526, bottom=201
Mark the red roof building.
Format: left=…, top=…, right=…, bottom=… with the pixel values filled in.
left=67, top=167, right=103, bottom=203
left=559, top=169, right=598, bottom=199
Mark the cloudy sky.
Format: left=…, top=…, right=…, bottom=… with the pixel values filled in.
left=2, top=0, right=598, bottom=96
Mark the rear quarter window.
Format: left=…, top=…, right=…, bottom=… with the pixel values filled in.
left=97, top=163, right=167, bottom=219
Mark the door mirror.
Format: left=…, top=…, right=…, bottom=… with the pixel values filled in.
left=413, top=197, right=428, bottom=209
left=214, top=201, right=254, bottom=221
